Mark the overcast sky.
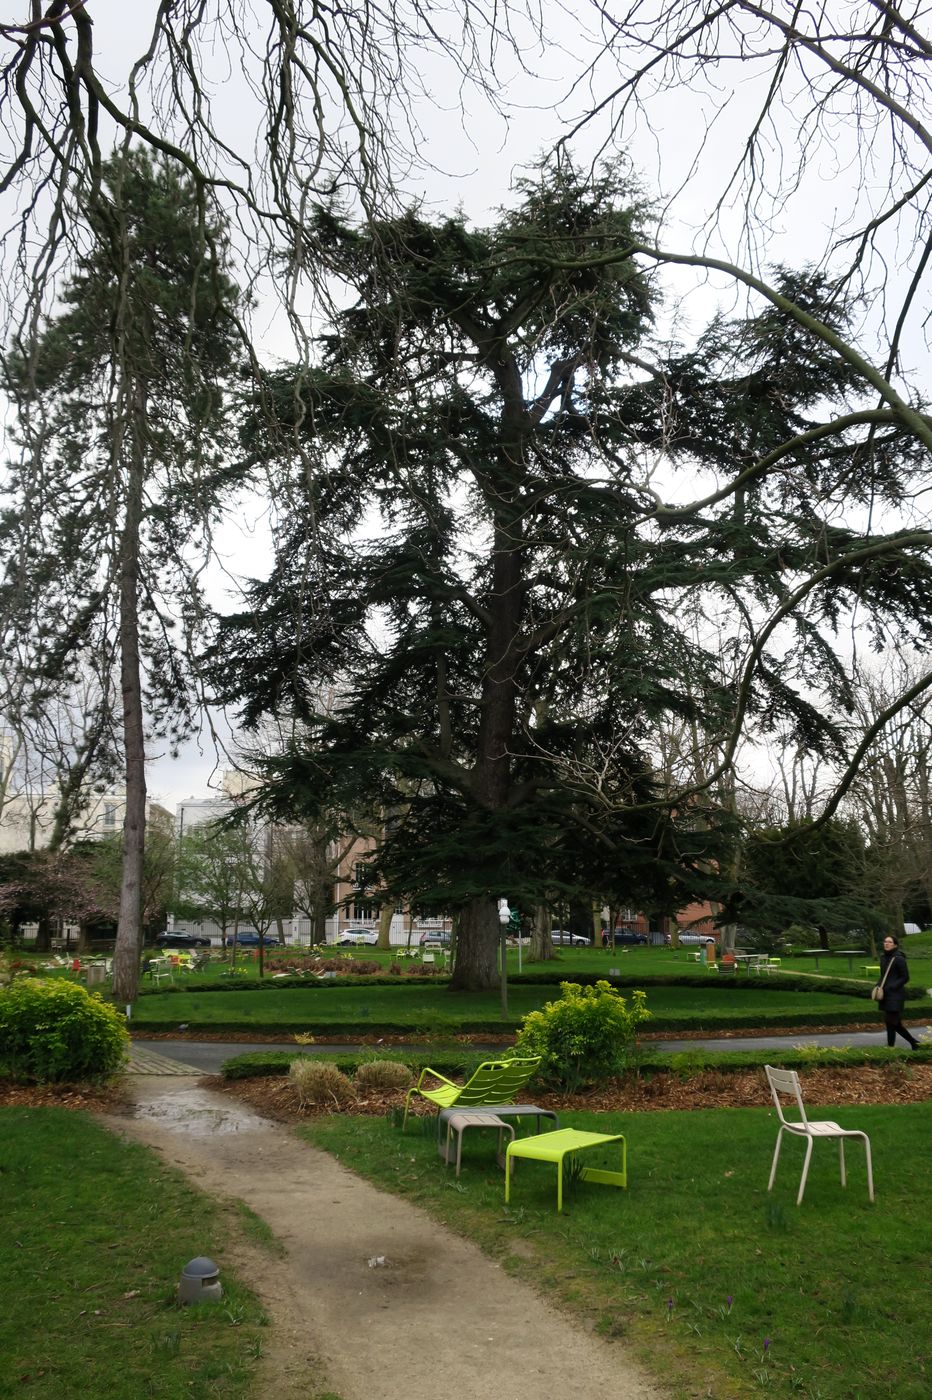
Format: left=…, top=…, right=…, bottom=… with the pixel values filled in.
left=18, top=2, right=926, bottom=812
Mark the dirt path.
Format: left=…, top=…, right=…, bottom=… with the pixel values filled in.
left=101, top=1074, right=667, bottom=1400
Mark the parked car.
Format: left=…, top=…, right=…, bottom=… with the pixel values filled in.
left=551, top=929, right=591, bottom=946
left=418, top=930, right=452, bottom=946
left=676, top=932, right=716, bottom=946
left=338, top=929, right=379, bottom=946
left=155, top=932, right=211, bottom=948
left=611, top=929, right=648, bottom=946
left=228, top=931, right=269, bottom=948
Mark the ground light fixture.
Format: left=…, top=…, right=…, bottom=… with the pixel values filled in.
left=178, top=1256, right=222, bottom=1305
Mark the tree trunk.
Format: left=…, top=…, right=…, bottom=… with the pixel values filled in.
left=34, top=912, right=52, bottom=953
left=112, top=425, right=147, bottom=1007
left=530, top=903, right=553, bottom=961
left=450, top=896, right=500, bottom=989
left=378, top=902, right=393, bottom=950
left=453, top=505, right=523, bottom=989
left=311, top=890, right=329, bottom=944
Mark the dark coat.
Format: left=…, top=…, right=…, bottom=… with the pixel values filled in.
left=878, top=949, right=910, bottom=1014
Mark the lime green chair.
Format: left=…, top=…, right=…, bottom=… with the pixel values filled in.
left=401, top=1057, right=541, bottom=1132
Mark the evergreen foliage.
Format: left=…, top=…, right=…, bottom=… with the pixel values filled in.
left=1, top=149, right=244, bottom=750
left=738, top=817, right=879, bottom=945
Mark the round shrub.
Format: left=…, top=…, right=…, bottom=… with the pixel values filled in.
left=288, top=1058, right=357, bottom=1108
left=515, top=979, right=651, bottom=1090
left=354, top=1059, right=414, bottom=1091
left=0, top=978, right=129, bottom=1083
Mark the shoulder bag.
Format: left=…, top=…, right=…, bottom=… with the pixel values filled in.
left=871, top=957, right=895, bottom=1002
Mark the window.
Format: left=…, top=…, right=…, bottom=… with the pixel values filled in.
left=353, top=900, right=375, bottom=921
left=103, top=804, right=117, bottom=829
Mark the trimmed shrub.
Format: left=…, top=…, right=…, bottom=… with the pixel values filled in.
left=354, top=1059, right=414, bottom=1091
left=515, top=979, right=652, bottom=1090
left=0, top=978, right=129, bottom=1082
left=288, top=1058, right=357, bottom=1108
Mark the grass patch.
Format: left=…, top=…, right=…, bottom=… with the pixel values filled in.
left=125, top=980, right=887, bottom=1035
left=0, top=1108, right=266, bottom=1399
left=301, top=1101, right=932, bottom=1399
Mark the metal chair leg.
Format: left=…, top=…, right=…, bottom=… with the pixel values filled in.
left=797, top=1137, right=815, bottom=1205
left=768, top=1126, right=786, bottom=1192
left=861, top=1133, right=875, bottom=1203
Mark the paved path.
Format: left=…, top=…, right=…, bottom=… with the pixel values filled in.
left=103, top=1076, right=666, bottom=1400
left=130, top=1023, right=932, bottom=1074
left=127, top=1045, right=203, bottom=1075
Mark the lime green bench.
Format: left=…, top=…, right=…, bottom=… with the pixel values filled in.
left=402, top=1057, right=541, bottom=1131
left=504, top=1128, right=627, bottom=1212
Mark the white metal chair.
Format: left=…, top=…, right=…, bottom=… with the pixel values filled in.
left=764, top=1065, right=874, bottom=1205
left=149, top=960, right=174, bottom=985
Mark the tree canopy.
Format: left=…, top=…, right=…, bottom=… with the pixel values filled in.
left=211, top=165, right=932, bottom=987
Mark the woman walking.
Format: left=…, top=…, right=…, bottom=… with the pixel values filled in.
left=877, top=934, right=920, bottom=1049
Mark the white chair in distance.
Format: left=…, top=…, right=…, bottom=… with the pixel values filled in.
left=764, top=1065, right=874, bottom=1206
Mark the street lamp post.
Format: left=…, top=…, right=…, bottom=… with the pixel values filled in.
left=498, top=899, right=510, bottom=1019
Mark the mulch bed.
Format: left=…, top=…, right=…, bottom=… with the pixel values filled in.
left=0, top=1080, right=129, bottom=1112
left=209, top=1061, right=932, bottom=1124
left=2, top=1061, right=929, bottom=1119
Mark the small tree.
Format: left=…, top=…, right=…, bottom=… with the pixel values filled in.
left=173, top=823, right=253, bottom=947
left=3, top=149, right=245, bottom=1005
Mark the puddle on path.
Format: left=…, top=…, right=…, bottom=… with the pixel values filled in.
left=132, top=1087, right=271, bottom=1137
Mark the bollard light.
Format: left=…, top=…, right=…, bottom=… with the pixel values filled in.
left=178, top=1256, right=222, bottom=1305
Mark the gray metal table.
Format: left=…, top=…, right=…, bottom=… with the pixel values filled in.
left=799, top=949, right=869, bottom=974
left=438, top=1111, right=515, bottom=1175
left=436, top=1103, right=559, bottom=1142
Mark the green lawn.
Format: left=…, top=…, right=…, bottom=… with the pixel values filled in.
left=126, top=979, right=883, bottom=1034
left=141, top=937, right=932, bottom=986
left=0, top=1109, right=268, bottom=1400
left=304, top=1100, right=932, bottom=1399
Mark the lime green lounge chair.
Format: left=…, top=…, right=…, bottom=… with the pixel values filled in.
left=401, top=1057, right=541, bottom=1132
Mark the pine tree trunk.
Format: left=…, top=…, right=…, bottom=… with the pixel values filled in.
left=450, top=895, right=500, bottom=989
left=112, top=429, right=147, bottom=1007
